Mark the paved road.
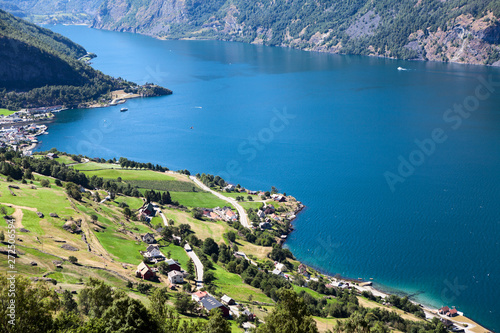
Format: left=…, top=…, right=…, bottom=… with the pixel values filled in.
left=155, top=208, right=169, bottom=226
left=189, top=176, right=251, bottom=229
left=184, top=243, right=204, bottom=289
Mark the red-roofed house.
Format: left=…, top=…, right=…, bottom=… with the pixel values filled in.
left=439, top=306, right=450, bottom=315
left=136, top=262, right=156, bottom=280
left=447, top=309, right=458, bottom=317
left=191, top=291, right=209, bottom=302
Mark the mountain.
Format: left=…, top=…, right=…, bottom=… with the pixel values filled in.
left=1, top=1, right=499, bottom=66
left=0, top=9, right=171, bottom=110
left=0, top=0, right=103, bottom=24
left=90, top=0, right=500, bottom=66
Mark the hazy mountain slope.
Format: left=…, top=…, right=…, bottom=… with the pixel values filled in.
left=91, top=0, right=500, bottom=66
left=0, top=0, right=104, bottom=24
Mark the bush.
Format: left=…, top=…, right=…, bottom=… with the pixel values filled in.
left=68, top=256, right=78, bottom=264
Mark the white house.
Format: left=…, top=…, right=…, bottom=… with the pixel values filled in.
left=275, top=262, right=287, bottom=272
left=224, top=184, right=235, bottom=191
left=145, top=245, right=164, bottom=259
left=168, top=270, right=184, bottom=284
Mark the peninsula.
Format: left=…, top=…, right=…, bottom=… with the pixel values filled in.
left=0, top=9, right=172, bottom=112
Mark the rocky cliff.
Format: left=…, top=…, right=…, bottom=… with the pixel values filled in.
left=91, top=0, right=500, bottom=66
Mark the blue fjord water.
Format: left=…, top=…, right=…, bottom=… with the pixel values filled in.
left=38, top=25, right=500, bottom=331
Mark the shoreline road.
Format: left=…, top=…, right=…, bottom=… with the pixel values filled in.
left=189, top=176, right=251, bottom=229
left=184, top=243, right=203, bottom=289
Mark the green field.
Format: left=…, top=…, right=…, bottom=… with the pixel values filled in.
left=0, top=183, right=75, bottom=218
left=72, top=162, right=121, bottom=171
left=0, top=108, right=16, bottom=116
left=76, top=205, right=144, bottom=264
left=54, top=155, right=76, bottom=165
left=73, top=164, right=175, bottom=181
left=212, top=263, right=273, bottom=303
left=126, top=179, right=195, bottom=192
left=161, top=243, right=190, bottom=268
left=240, top=201, right=265, bottom=211
left=112, top=196, right=144, bottom=210
left=170, top=191, right=234, bottom=209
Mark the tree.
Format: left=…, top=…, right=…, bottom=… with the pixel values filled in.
left=78, top=278, right=114, bottom=318
left=192, top=208, right=203, bottom=220
left=202, top=238, right=219, bottom=256
left=68, top=255, right=78, bottom=264
left=187, top=259, right=195, bottom=276
left=226, top=231, right=236, bottom=243
left=0, top=230, right=4, bottom=242
left=257, top=288, right=318, bottom=333
left=204, top=271, right=216, bottom=284
left=123, top=207, right=132, bottom=217
left=65, top=182, right=82, bottom=201
left=149, top=287, right=170, bottom=319
left=101, top=294, right=159, bottom=333
left=162, top=191, right=172, bottom=205
left=137, top=282, right=152, bottom=294
left=174, top=293, right=196, bottom=314
left=204, top=308, right=231, bottom=333
left=0, top=276, right=59, bottom=332
left=60, top=289, right=78, bottom=312
left=179, top=223, right=191, bottom=235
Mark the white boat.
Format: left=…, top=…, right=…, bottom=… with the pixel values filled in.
left=120, top=108, right=128, bottom=112
left=397, top=67, right=407, bottom=71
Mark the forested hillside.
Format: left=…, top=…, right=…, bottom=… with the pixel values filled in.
left=0, top=9, right=172, bottom=110
left=91, top=0, right=500, bottom=66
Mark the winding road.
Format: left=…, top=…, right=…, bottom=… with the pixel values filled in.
left=189, top=176, right=251, bottom=229
left=184, top=243, right=204, bottom=289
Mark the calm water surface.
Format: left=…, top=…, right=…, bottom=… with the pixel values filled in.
left=39, top=25, right=500, bottom=331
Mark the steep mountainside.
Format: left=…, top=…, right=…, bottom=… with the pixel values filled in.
left=0, top=9, right=138, bottom=109
left=0, top=0, right=104, bottom=24
left=91, top=0, right=500, bottom=66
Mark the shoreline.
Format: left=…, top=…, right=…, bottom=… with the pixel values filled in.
left=284, top=218, right=494, bottom=333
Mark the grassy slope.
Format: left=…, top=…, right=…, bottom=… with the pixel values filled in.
left=0, top=108, right=16, bottom=115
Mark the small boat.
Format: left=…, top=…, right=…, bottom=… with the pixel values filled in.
left=120, top=108, right=128, bottom=112
left=397, top=67, right=407, bottom=71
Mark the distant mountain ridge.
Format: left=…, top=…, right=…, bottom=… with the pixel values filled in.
left=2, top=0, right=500, bottom=66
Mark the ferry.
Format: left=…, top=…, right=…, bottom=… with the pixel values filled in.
left=120, top=108, right=128, bottom=112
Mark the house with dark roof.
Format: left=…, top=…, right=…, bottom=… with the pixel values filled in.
left=199, top=296, right=230, bottom=317
left=165, top=258, right=181, bottom=272
left=264, top=206, right=275, bottom=215
left=142, top=233, right=156, bottom=244
left=139, top=202, right=156, bottom=221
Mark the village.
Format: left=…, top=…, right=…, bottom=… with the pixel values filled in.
left=129, top=189, right=306, bottom=329
left=0, top=105, right=65, bottom=153
left=130, top=189, right=469, bottom=333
